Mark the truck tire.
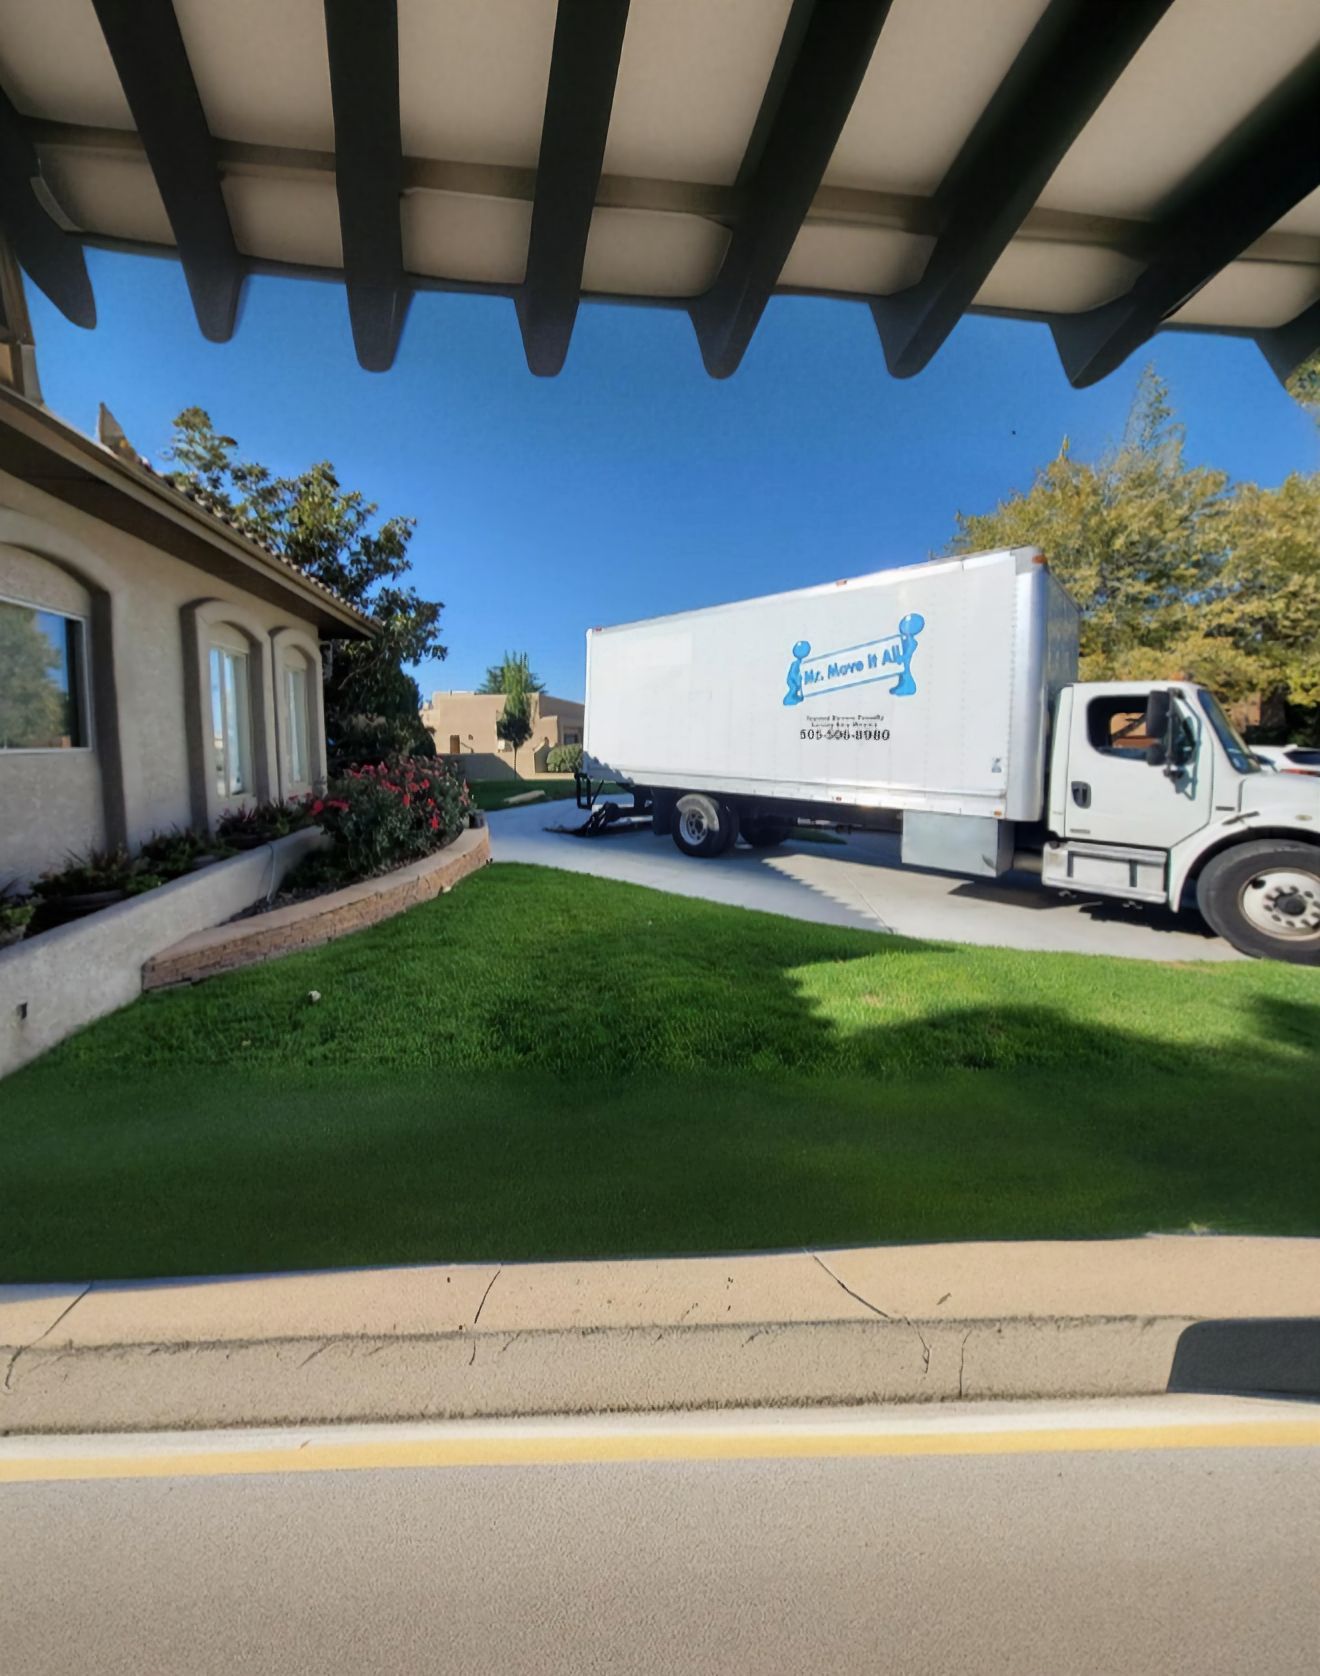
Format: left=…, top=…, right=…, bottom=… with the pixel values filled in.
left=1196, top=840, right=1320, bottom=965
left=743, top=819, right=790, bottom=849
left=671, top=793, right=738, bottom=857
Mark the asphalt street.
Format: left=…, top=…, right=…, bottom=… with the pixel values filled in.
left=487, top=802, right=1241, bottom=962
left=2, top=1397, right=1315, bottom=1674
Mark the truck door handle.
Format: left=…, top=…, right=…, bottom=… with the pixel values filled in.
left=1071, top=781, right=1091, bottom=809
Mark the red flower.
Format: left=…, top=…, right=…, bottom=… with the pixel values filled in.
left=429, top=815, right=440, bottom=830
left=310, top=799, right=325, bottom=816
left=402, top=794, right=411, bottom=807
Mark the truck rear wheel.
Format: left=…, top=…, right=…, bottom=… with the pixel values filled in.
left=1196, top=840, right=1320, bottom=964
left=671, top=793, right=738, bottom=858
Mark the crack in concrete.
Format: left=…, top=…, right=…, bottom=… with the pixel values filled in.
left=296, top=1340, right=332, bottom=1371
left=3, top=1284, right=93, bottom=1394
left=958, top=1328, right=973, bottom=1400
left=809, top=1251, right=931, bottom=1375
left=807, top=1252, right=894, bottom=1320
left=471, top=1266, right=502, bottom=1330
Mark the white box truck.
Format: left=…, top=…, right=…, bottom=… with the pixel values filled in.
left=581, top=548, right=1320, bottom=964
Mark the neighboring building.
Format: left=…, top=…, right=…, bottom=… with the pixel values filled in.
left=0, top=386, right=374, bottom=884
left=420, top=690, right=584, bottom=779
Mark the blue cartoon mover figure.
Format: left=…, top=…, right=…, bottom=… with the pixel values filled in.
left=782, top=640, right=811, bottom=707
left=889, top=612, right=924, bottom=697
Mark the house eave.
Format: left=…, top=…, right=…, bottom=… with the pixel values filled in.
left=0, top=386, right=376, bottom=639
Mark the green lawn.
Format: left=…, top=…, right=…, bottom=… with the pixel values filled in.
left=467, top=777, right=581, bottom=811
left=3, top=863, right=1318, bottom=1280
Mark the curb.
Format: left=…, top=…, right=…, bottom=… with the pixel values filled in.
left=7, top=1238, right=1317, bottom=1435
left=9, top=1313, right=1319, bottom=1436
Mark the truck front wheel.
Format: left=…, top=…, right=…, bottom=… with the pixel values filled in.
left=1196, top=840, right=1320, bottom=965
left=671, top=793, right=738, bottom=858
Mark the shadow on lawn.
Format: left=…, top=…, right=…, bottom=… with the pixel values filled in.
left=3, top=982, right=1318, bottom=1281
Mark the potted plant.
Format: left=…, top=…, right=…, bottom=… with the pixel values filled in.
left=0, top=883, right=36, bottom=949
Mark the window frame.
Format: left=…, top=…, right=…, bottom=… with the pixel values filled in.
left=209, top=632, right=255, bottom=800
left=1085, top=694, right=1160, bottom=762
left=0, top=588, right=93, bottom=754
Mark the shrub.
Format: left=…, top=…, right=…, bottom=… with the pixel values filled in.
left=0, top=884, right=35, bottom=944
left=546, top=744, right=583, bottom=773
left=38, top=846, right=143, bottom=898
left=217, top=799, right=312, bottom=842
left=330, top=711, right=436, bottom=772
left=310, top=754, right=469, bottom=882
left=139, top=826, right=231, bottom=879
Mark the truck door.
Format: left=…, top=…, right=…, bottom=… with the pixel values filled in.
left=1062, top=688, right=1213, bottom=850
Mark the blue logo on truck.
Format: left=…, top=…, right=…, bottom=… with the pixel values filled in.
left=782, top=613, right=925, bottom=706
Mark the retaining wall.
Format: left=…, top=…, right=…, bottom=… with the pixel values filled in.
left=0, top=830, right=322, bottom=1078
left=143, top=825, right=491, bottom=989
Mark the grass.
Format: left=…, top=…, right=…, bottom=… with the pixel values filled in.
left=3, top=863, right=1318, bottom=1279
left=788, top=826, right=847, bottom=845
left=468, top=777, right=631, bottom=812
left=467, top=777, right=581, bottom=811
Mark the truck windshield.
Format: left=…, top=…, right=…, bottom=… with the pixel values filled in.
left=1197, top=690, right=1260, bottom=774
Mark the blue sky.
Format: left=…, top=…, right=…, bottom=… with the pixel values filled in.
left=26, top=248, right=1318, bottom=702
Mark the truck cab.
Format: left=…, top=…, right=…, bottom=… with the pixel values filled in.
left=1043, top=681, right=1320, bottom=963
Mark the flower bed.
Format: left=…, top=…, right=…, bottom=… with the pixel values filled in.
left=5, top=759, right=473, bottom=945
left=277, top=754, right=471, bottom=897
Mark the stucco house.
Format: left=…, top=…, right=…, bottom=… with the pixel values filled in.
left=0, top=385, right=373, bottom=886
left=421, top=689, right=584, bottom=779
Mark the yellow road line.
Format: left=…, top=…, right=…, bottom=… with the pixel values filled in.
left=3, top=1420, right=1319, bottom=1485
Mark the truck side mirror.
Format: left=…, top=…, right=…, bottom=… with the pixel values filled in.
left=1144, top=691, right=1171, bottom=766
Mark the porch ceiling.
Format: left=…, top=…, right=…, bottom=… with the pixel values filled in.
left=0, top=0, right=1315, bottom=385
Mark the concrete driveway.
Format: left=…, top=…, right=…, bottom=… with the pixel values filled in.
left=487, top=801, right=1240, bottom=962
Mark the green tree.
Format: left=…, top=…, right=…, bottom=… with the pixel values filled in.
left=0, top=606, right=67, bottom=748
left=165, top=408, right=444, bottom=755
left=477, top=651, right=544, bottom=695
left=495, top=691, right=533, bottom=777
left=952, top=367, right=1320, bottom=729
left=955, top=368, right=1233, bottom=684
left=1286, top=350, right=1320, bottom=425
left=1212, top=473, right=1320, bottom=715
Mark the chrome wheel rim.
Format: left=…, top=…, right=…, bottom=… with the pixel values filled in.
left=679, top=803, right=713, bottom=846
left=1239, top=868, right=1320, bottom=939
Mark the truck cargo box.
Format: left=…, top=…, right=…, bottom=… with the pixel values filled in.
left=583, top=548, right=1079, bottom=824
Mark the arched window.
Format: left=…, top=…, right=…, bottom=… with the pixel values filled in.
left=282, top=654, right=312, bottom=790
left=209, top=626, right=254, bottom=798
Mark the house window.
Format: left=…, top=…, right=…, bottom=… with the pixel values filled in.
left=0, top=596, right=88, bottom=750
left=563, top=730, right=581, bottom=746
left=284, top=663, right=310, bottom=786
left=210, top=641, right=253, bottom=797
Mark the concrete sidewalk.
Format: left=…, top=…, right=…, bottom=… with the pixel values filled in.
left=3, top=1237, right=1317, bottom=1434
